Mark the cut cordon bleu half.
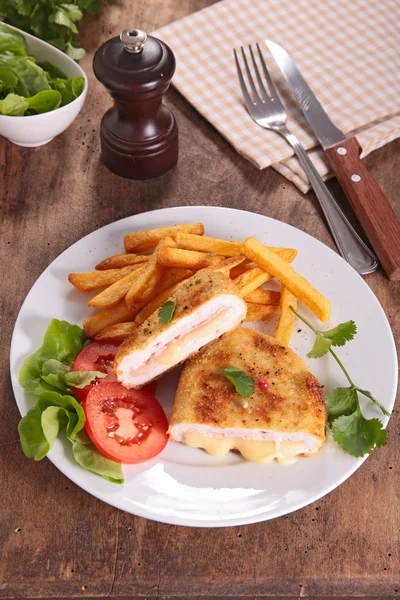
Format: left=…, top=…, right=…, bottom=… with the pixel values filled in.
left=169, top=328, right=326, bottom=464
left=113, top=271, right=247, bottom=388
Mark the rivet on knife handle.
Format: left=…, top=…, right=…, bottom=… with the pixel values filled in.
left=326, top=138, right=400, bottom=281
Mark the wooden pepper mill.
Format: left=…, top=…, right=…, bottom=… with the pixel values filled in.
left=93, top=28, right=178, bottom=179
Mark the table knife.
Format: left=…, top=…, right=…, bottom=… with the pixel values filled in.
left=266, top=40, right=400, bottom=281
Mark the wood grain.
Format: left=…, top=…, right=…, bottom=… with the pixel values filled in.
left=326, top=137, right=400, bottom=280
left=0, top=1, right=399, bottom=598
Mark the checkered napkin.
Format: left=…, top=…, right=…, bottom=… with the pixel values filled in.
left=152, top=0, right=400, bottom=192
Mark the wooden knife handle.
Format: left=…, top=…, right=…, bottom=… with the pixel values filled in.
left=326, top=137, right=400, bottom=281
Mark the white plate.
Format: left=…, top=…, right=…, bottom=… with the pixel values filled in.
left=10, top=207, right=397, bottom=527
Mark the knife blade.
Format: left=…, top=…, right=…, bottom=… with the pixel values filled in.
left=266, top=39, right=400, bottom=281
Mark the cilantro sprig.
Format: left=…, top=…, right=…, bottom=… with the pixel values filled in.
left=290, top=307, right=390, bottom=457
left=158, top=301, right=176, bottom=324
left=221, top=367, right=254, bottom=399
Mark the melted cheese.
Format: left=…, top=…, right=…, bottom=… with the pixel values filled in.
left=183, top=433, right=306, bottom=464
left=116, top=293, right=246, bottom=388
left=158, top=309, right=230, bottom=366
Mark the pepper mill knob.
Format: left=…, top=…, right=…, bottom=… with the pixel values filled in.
left=119, top=28, right=147, bottom=53
left=93, top=28, right=179, bottom=180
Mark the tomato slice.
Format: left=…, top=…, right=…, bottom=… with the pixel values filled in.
left=70, top=343, right=119, bottom=402
left=143, top=380, right=157, bottom=396
left=82, top=381, right=169, bottom=463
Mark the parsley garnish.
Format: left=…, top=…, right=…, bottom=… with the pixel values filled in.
left=1, top=0, right=104, bottom=60
left=290, top=306, right=389, bottom=458
left=221, top=367, right=254, bottom=399
left=307, top=320, right=357, bottom=358
left=158, top=301, right=176, bottom=324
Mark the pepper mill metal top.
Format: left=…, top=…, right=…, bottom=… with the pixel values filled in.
left=119, top=28, right=147, bottom=53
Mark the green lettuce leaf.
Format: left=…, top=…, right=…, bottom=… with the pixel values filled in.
left=0, top=23, right=27, bottom=46
left=18, top=403, right=52, bottom=460
left=74, top=428, right=92, bottom=445
left=41, top=358, right=106, bottom=392
left=0, top=65, right=18, bottom=90
left=19, top=319, right=88, bottom=395
left=12, top=57, right=51, bottom=96
left=0, top=27, right=85, bottom=114
left=26, top=89, right=62, bottom=113
left=0, top=92, right=27, bottom=114
left=50, top=76, right=84, bottom=105
left=38, top=390, right=85, bottom=440
left=72, top=442, right=124, bottom=484
left=17, top=391, right=84, bottom=460
left=0, top=24, right=27, bottom=54
left=18, top=319, right=126, bottom=484
left=0, top=50, right=23, bottom=67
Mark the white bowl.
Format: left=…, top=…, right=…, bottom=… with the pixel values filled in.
left=0, top=24, right=88, bottom=147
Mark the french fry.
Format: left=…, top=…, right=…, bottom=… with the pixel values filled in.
left=95, top=254, right=149, bottom=271
left=129, top=268, right=192, bottom=317
left=83, top=303, right=134, bottom=339
left=234, top=267, right=272, bottom=297
left=94, top=322, right=137, bottom=344
left=68, top=265, right=141, bottom=292
left=174, top=232, right=242, bottom=256
left=243, top=237, right=330, bottom=322
left=274, top=287, right=297, bottom=346
left=88, top=264, right=147, bottom=309
left=175, top=233, right=298, bottom=262
left=124, top=237, right=178, bottom=310
left=200, top=255, right=246, bottom=273
left=230, top=260, right=257, bottom=279
left=125, top=262, right=164, bottom=309
left=135, top=280, right=187, bottom=325
left=124, top=223, right=204, bottom=252
left=268, top=247, right=298, bottom=262
left=245, top=289, right=280, bottom=305
left=158, top=267, right=193, bottom=288
left=230, top=249, right=297, bottom=279
left=244, top=303, right=279, bottom=322
left=157, top=246, right=225, bottom=270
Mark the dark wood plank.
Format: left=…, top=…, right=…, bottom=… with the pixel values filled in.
left=0, top=1, right=399, bottom=599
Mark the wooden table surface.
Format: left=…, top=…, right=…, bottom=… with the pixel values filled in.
left=1, top=1, right=399, bottom=599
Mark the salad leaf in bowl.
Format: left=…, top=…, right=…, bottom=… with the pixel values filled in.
left=0, top=23, right=87, bottom=146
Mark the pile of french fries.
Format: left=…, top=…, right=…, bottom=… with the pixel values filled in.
left=68, top=223, right=330, bottom=348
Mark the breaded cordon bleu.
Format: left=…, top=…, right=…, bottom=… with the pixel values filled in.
left=113, top=271, right=247, bottom=388
left=169, top=327, right=326, bottom=464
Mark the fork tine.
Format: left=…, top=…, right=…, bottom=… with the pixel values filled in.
left=256, top=43, right=282, bottom=106
left=233, top=48, right=253, bottom=109
left=240, top=46, right=261, bottom=103
left=248, top=45, right=269, bottom=102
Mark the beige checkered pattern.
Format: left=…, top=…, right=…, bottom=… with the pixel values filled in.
left=153, top=0, right=400, bottom=192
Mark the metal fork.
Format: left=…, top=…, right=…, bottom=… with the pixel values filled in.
left=234, top=44, right=378, bottom=275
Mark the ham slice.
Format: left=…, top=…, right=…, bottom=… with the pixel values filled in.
left=114, top=271, right=247, bottom=388
left=169, top=328, right=326, bottom=464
